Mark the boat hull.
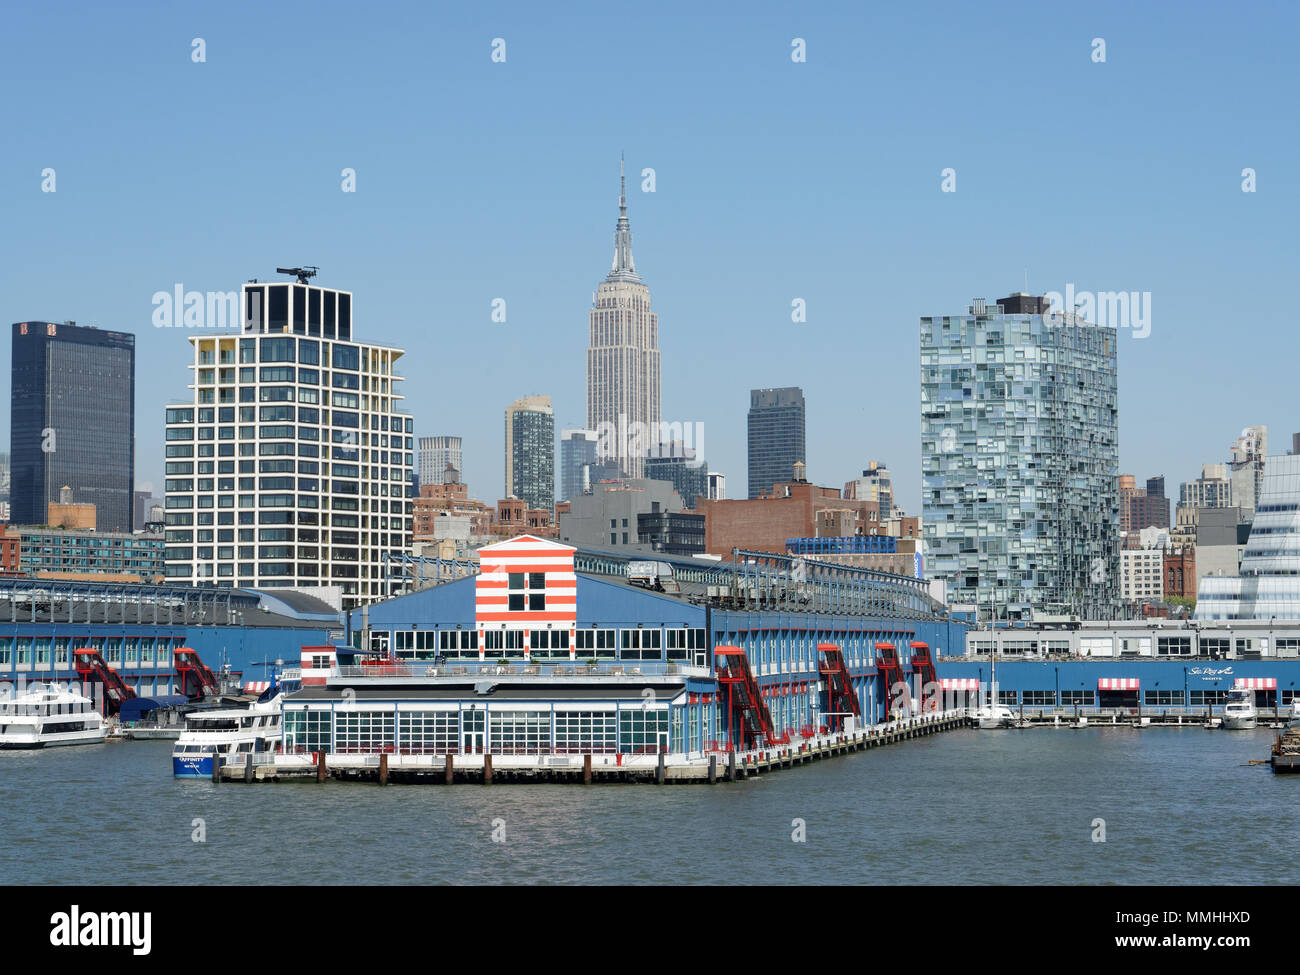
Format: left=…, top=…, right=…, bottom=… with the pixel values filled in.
left=0, top=727, right=107, bottom=749
left=173, top=755, right=214, bottom=778
left=1223, top=714, right=1258, bottom=730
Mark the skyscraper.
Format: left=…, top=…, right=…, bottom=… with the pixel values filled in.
left=586, top=157, right=660, bottom=480
left=747, top=387, right=806, bottom=499
left=1196, top=452, right=1300, bottom=620
left=644, top=444, right=708, bottom=510
left=504, top=395, right=554, bottom=511
left=921, top=294, right=1119, bottom=621
left=559, top=428, right=598, bottom=502
left=162, top=278, right=413, bottom=609
left=419, top=435, right=463, bottom=486
left=10, top=321, right=135, bottom=531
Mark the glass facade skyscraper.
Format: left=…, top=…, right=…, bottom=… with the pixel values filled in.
left=921, top=295, right=1119, bottom=621
left=10, top=321, right=135, bottom=531
left=1196, top=453, right=1300, bottom=620
left=559, top=429, right=598, bottom=503
left=747, top=387, right=805, bottom=499
left=504, top=395, right=554, bottom=511
left=162, top=281, right=413, bottom=609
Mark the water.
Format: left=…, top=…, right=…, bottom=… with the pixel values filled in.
left=3, top=727, right=1297, bottom=885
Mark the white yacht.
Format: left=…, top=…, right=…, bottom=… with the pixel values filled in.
left=1222, top=687, right=1259, bottom=731
left=0, top=683, right=107, bottom=748
left=974, top=700, right=1017, bottom=729
left=171, top=674, right=298, bottom=778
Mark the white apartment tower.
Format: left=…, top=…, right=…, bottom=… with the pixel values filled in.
left=163, top=277, right=413, bottom=610
left=586, top=157, right=661, bottom=480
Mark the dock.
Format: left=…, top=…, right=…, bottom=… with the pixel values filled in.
left=211, top=709, right=966, bottom=785
left=993, top=706, right=1294, bottom=730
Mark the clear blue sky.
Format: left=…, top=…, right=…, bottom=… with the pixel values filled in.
left=2, top=0, right=1296, bottom=510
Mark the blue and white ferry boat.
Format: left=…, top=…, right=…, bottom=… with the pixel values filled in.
left=171, top=670, right=300, bottom=778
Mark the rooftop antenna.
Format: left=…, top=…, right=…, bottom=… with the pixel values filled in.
left=275, top=266, right=319, bottom=285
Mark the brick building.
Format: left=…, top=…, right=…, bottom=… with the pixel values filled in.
left=1164, top=547, right=1196, bottom=599
left=697, top=478, right=881, bottom=557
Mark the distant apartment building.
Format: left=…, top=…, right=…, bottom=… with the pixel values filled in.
left=1177, top=464, right=1233, bottom=526
left=644, top=444, right=708, bottom=510
left=162, top=278, right=414, bottom=609
left=747, top=387, right=805, bottom=499
left=412, top=475, right=493, bottom=539
left=1228, top=425, right=1267, bottom=517
left=921, top=294, right=1119, bottom=621
left=19, top=527, right=164, bottom=582
left=558, top=478, right=684, bottom=552
left=559, top=428, right=599, bottom=503
left=0, top=524, right=19, bottom=576
left=1119, top=474, right=1170, bottom=532
left=844, top=462, right=893, bottom=519
left=1120, top=548, right=1164, bottom=604
left=418, top=436, right=463, bottom=487
left=1194, top=506, right=1252, bottom=593
left=698, top=474, right=882, bottom=557
left=707, top=472, right=726, bottom=500
left=637, top=508, right=706, bottom=556
left=504, top=395, right=554, bottom=512
left=10, top=320, right=135, bottom=532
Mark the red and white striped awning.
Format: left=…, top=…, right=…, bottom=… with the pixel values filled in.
left=1234, top=677, right=1276, bottom=690
left=1098, top=678, right=1139, bottom=690
left=243, top=681, right=270, bottom=693
left=940, top=678, right=980, bottom=690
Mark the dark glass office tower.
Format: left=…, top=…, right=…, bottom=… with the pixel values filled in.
left=10, top=321, right=135, bottom=531
left=747, top=387, right=806, bottom=499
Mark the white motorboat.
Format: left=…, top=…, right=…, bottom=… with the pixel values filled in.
left=0, top=683, right=107, bottom=748
left=1222, top=688, right=1259, bottom=730
left=172, top=671, right=299, bottom=777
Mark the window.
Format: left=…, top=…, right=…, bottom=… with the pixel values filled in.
left=620, top=628, right=662, bottom=660
left=665, top=628, right=707, bottom=661
left=1145, top=690, right=1184, bottom=706
left=1157, top=636, right=1192, bottom=656
left=335, top=710, right=395, bottom=753
left=619, top=708, right=668, bottom=754
left=528, top=629, right=569, bottom=659
left=1022, top=691, right=1055, bottom=706
left=575, top=628, right=617, bottom=658
left=489, top=710, right=549, bottom=754
left=283, top=708, right=331, bottom=752
left=482, top=629, right=525, bottom=658
left=555, top=710, right=616, bottom=754
left=1063, top=690, right=1095, bottom=706
left=1190, top=690, right=1229, bottom=706
left=397, top=710, right=458, bottom=753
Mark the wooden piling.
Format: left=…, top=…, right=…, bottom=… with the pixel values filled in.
left=727, top=750, right=736, bottom=781
left=656, top=750, right=665, bottom=784
left=212, top=755, right=221, bottom=784
left=244, top=752, right=253, bottom=783
left=583, top=753, right=592, bottom=784
left=708, top=754, right=717, bottom=783
left=316, top=749, right=327, bottom=783
left=444, top=753, right=454, bottom=784
left=483, top=753, right=493, bottom=784
left=378, top=753, right=388, bottom=785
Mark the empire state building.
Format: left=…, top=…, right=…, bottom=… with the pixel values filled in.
left=586, top=157, right=661, bottom=480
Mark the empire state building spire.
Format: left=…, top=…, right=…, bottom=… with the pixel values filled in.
left=609, top=153, right=640, bottom=283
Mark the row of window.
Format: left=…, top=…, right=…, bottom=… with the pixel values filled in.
left=287, top=706, right=671, bottom=755
left=387, top=627, right=709, bottom=662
